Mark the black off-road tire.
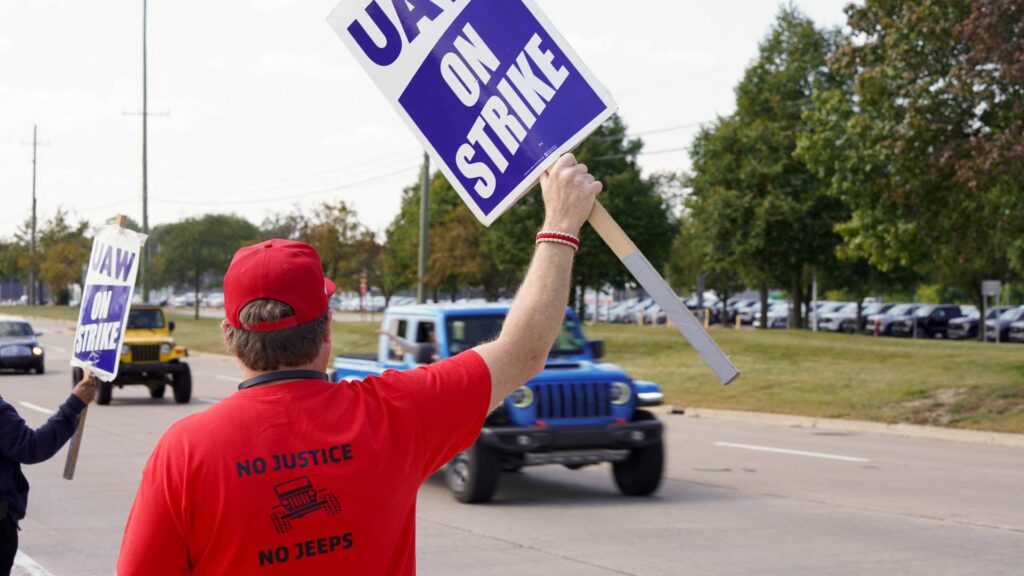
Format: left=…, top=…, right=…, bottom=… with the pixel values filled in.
left=446, top=441, right=500, bottom=504
left=323, top=493, right=342, bottom=515
left=612, top=411, right=664, bottom=497
left=173, top=364, right=192, bottom=404
left=97, top=380, right=113, bottom=405
left=271, top=511, right=291, bottom=534
left=149, top=383, right=166, bottom=399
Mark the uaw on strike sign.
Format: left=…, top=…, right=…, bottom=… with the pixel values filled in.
left=70, top=225, right=147, bottom=381
left=329, top=0, right=617, bottom=226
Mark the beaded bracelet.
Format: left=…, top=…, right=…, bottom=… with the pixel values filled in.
left=535, top=231, right=581, bottom=252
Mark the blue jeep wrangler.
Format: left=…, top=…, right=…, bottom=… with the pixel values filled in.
left=332, top=304, right=665, bottom=503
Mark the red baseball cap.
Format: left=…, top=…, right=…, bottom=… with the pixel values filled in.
left=224, top=239, right=337, bottom=332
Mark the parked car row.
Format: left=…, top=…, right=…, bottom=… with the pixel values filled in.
left=597, top=295, right=1024, bottom=344
left=168, top=292, right=223, bottom=308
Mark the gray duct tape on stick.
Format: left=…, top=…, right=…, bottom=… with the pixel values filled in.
left=622, top=251, right=740, bottom=385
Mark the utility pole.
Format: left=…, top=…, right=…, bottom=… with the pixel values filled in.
left=141, top=0, right=150, bottom=303
left=30, top=125, right=38, bottom=307
left=416, top=152, right=430, bottom=304
left=124, top=0, right=167, bottom=303
left=22, top=126, right=48, bottom=306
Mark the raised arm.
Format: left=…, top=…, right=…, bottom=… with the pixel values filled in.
left=475, top=153, right=601, bottom=409
left=0, top=376, right=96, bottom=464
left=378, top=328, right=419, bottom=356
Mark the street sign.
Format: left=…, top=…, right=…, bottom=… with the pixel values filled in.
left=328, top=0, right=616, bottom=226
left=982, top=280, right=1002, bottom=297
left=70, top=223, right=147, bottom=381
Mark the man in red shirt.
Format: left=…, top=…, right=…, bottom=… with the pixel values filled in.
left=117, top=153, right=602, bottom=575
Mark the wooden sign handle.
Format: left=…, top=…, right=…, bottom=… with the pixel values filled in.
left=64, top=214, right=129, bottom=480
left=587, top=200, right=741, bottom=385
left=62, top=405, right=88, bottom=480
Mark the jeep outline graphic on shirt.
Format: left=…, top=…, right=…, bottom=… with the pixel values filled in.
left=269, top=475, right=342, bottom=534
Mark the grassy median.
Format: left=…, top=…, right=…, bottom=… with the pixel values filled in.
left=9, top=305, right=1023, bottom=433
left=588, top=323, right=1024, bottom=433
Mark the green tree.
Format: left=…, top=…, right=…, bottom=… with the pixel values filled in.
left=666, top=211, right=745, bottom=322
left=29, top=210, right=91, bottom=305
left=296, top=201, right=366, bottom=293
left=150, top=214, right=259, bottom=319
left=0, top=239, right=27, bottom=284
left=689, top=7, right=843, bottom=328
left=379, top=187, right=422, bottom=302
left=798, top=0, right=1024, bottom=311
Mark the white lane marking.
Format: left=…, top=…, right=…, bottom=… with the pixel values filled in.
left=714, top=442, right=871, bottom=463
left=18, top=402, right=56, bottom=416
left=15, top=550, right=57, bottom=576
left=195, top=396, right=221, bottom=404
left=47, top=346, right=68, bottom=354
left=214, top=375, right=238, bottom=382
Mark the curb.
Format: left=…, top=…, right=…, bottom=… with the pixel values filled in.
left=667, top=406, right=1024, bottom=449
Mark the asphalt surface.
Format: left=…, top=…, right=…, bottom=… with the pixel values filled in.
left=3, top=318, right=1023, bottom=575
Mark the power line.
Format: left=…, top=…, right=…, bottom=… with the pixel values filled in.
left=150, top=164, right=420, bottom=207
left=197, top=148, right=422, bottom=196
left=591, top=145, right=690, bottom=162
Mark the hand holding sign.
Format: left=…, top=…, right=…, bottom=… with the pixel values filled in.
left=72, top=374, right=99, bottom=405
left=64, top=216, right=147, bottom=480
left=329, top=0, right=739, bottom=384
left=540, top=153, right=602, bottom=234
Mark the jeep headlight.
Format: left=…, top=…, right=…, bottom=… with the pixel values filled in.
left=121, top=344, right=131, bottom=356
left=32, top=346, right=43, bottom=356
left=160, top=344, right=172, bottom=356
left=510, top=386, right=534, bottom=408
left=610, top=382, right=632, bottom=405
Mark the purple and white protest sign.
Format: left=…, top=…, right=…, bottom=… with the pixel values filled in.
left=70, top=225, right=147, bottom=381
left=328, top=0, right=617, bottom=226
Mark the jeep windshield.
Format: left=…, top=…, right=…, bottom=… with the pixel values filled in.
left=446, top=315, right=586, bottom=357
left=127, top=309, right=166, bottom=330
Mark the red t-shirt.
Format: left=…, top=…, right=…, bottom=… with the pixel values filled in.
left=117, top=351, right=491, bottom=576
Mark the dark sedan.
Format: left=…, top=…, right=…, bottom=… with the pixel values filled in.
left=984, top=306, right=1024, bottom=343
left=948, top=306, right=1012, bottom=340
left=891, top=304, right=963, bottom=339
left=0, top=316, right=45, bottom=374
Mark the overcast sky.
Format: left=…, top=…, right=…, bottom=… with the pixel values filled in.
left=0, top=0, right=853, bottom=239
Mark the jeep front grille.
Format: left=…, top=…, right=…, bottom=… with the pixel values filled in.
left=284, top=493, right=312, bottom=508
left=130, top=344, right=161, bottom=362
left=535, top=382, right=612, bottom=420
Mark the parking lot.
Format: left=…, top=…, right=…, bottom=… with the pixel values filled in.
left=1, top=318, right=1021, bottom=575
left=591, top=296, right=1024, bottom=344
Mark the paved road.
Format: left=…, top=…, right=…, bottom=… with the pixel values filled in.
left=4, top=318, right=1023, bottom=575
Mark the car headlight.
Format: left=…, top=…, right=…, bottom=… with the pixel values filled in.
left=160, top=344, right=172, bottom=356
left=32, top=346, right=43, bottom=356
left=510, top=386, right=534, bottom=408
left=610, top=382, right=632, bottom=405
left=121, top=344, right=131, bottom=356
